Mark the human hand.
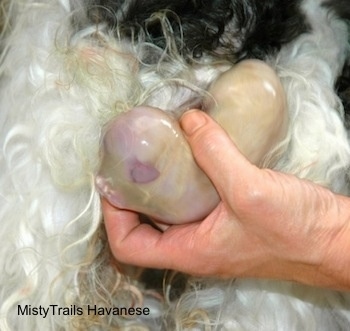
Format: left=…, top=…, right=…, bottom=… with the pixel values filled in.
left=103, top=110, right=350, bottom=289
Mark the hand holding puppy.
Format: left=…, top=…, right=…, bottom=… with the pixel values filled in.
left=103, top=110, right=350, bottom=291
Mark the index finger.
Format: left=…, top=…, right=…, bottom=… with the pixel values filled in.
left=102, top=199, right=161, bottom=262
left=102, top=199, right=197, bottom=270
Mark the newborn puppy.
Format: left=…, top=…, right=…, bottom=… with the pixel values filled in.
left=2, top=1, right=350, bottom=331
left=96, top=60, right=288, bottom=226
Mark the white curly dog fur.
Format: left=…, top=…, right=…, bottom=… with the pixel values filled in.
left=1, top=0, right=350, bottom=330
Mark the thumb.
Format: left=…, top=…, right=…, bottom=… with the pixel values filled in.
left=180, top=110, right=258, bottom=198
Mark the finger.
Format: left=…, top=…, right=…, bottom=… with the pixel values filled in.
left=102, top=199, right=159, bottom=262
left=102, top=198, right=141, bottom=241
left=180, top=110, right=259, bottom=199
left=102, top=198, right=193, bottom=269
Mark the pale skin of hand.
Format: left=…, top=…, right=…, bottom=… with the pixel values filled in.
left=102, top=110, right=350, bottom=291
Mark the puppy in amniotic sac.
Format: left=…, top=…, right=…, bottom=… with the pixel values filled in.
left=1, top=0, right=350, bottom=330
left=96, top=60, right=288, bottom=227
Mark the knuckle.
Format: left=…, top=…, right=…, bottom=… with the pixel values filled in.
left=192, top=127, right=228, bottom=157
left=234, top=181, right=268, bottom=213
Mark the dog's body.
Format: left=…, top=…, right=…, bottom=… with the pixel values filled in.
left=1, top=0, right=350, bottom=330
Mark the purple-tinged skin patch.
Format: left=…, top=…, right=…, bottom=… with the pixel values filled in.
left=128, top=158, right=160, bottom=184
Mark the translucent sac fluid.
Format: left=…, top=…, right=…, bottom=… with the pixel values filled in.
left=96, top=60, right=288, bottom=227
left=96, top=106, right=220, bottom=226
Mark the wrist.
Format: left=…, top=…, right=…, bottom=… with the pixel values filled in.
left=283, top=189, right=350, bottom=291
left=261, top=181, right=350, bottom=290
left=316, top=194, right=350, bottom=290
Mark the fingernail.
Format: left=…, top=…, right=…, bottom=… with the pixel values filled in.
left=180, top=110, right=207, bottom=136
